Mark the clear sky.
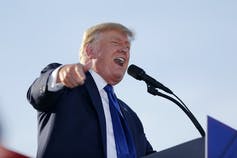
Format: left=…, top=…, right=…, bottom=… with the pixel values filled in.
left=1, top=0, right=237, bottom=157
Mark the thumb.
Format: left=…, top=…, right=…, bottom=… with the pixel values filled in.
left=83, top=60, right=92, bottom=72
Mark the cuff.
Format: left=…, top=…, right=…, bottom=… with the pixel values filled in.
left=47, top=66, right=64, bottom=91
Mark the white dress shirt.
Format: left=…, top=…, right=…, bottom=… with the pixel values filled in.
left=47, top=68, right=117, bottom=158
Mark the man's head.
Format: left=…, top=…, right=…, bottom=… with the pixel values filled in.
left=80, top=22, right=134, bottom=85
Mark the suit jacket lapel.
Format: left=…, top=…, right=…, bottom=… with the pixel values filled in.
left=118, top=100, right=138, bottom=156
left=118, top=101, right=134, bottom=135
left=118, top=101, right=130, bottom=124
left=84, top=72, right=107, bottom=157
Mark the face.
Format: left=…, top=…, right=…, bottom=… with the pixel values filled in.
left=88, top=30, right=131, bottom=85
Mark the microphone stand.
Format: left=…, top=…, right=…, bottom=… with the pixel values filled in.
left=147, top=84, right=205, bottom=137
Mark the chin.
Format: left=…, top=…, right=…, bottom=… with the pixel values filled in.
left=110, top=75, right=124, bottom=85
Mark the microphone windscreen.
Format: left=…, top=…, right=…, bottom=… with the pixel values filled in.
left=127, top=64, right=145, bottom=80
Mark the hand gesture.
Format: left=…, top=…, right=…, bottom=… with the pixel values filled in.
left=57, top=61, right=92, bottom=88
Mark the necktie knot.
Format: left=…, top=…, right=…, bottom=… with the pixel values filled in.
left=104, top=84, right=113, bottom=94
left=104, top=84, right=121, bottom=114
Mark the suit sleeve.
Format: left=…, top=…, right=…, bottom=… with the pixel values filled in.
left=27, top=63, right=63, bottom=112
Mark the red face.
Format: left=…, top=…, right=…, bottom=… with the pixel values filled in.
left=89, top=30, right=131, bottom=85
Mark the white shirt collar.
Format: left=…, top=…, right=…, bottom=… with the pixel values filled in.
left=89, top=70, right=107, bottom=91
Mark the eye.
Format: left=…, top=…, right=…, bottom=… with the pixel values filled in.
left=126, top=45, right=130, bottom=50
left=111, top=41, right=120, bottom=46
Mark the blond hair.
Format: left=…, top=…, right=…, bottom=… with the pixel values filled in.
left=79, top=22, right=134, bottom=64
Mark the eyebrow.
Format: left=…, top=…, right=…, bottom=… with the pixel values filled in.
left=110, top=36, right=131, bottom=45
left=110, top=36, right=122, bottom=41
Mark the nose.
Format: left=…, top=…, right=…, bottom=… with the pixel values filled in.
left=119, top=47, right=129, bottom=54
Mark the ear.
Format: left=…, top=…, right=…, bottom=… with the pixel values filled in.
left=85, top=43, right=96, bottom=59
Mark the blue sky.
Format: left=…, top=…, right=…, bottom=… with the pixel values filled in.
left=1, top=0, right=237, bottom=156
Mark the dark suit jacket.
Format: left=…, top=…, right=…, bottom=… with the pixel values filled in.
left=27, top=63, right=154, bottom=158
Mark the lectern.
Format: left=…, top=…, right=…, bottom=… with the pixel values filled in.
left=142, top=137, right=205, bottom=158
left=143, top=116, right=237, bottom=158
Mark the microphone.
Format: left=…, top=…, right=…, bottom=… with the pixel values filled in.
left=127, top=64, right=173, bottom=94
left=127, top=64, right=205, bottom=137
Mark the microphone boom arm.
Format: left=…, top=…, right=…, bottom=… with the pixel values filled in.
left=147, top=84, right=206, bottom=137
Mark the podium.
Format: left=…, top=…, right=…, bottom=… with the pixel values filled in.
left=143, top=116, right=237, bottom=158
left=142, top=137, right=205, bottom=158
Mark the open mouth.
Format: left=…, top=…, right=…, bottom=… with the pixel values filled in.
left=114, top=57, right=125, bottom=67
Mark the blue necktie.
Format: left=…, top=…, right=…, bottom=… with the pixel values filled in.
left=104, top=85, right=136, bottom=158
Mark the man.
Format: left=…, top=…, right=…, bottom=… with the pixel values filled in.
left=27, top=22, right=154, bottom=158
